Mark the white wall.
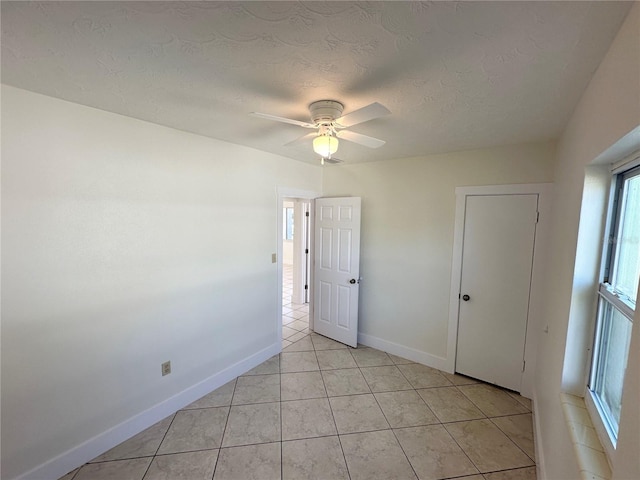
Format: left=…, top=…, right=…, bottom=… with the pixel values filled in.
left=534, top=4, right=639, bottom=479
left=321, top=142, right=556, bottom=363
left=0, top=85, right=322, bottom=480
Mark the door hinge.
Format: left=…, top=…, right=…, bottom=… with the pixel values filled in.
left=522, top=360, right=526, bottom=372
left=305, top=248, right=309, bottom=254
left=305, top=211, right=310, bottom=217
left=536, top=211, right=539, bottom=224
left=304, top=284, right=308, bottom=290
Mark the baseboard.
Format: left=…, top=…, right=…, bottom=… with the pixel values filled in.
left=357, top=332, right=448, bottom=372
left=532, top=388, right=546, bottom=480
left=14, top=342, right=281, bottom=480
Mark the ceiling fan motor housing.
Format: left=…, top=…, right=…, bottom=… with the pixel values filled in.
left=309, top=100, right=344, bottom=125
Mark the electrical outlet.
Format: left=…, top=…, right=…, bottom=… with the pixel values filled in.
left=272, top=253, right=277, bottom=263
left=161, top=361, right=171, bottom=376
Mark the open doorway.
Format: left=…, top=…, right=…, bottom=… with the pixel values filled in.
left=281, top=198, right=311, bottom=348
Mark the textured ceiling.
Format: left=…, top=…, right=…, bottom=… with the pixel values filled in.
left=1, top=1, right=632, bottom=164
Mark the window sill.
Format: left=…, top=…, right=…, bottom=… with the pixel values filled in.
left=561, top=393, right=611, bottom=480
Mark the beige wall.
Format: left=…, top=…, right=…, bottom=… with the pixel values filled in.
left=534, top=5, right=640, bottom=479
left=1, top=85, right=322, bottom=479
left=322, top=141, right=556, bottom=360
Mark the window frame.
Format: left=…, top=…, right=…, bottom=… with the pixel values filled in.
left=607, top=165, right=640, bottom=305
left=586, top=163, right=639, bottom=461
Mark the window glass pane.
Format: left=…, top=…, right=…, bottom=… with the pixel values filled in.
left=283, top=207, right=294, bottom=240
left=591, top=298, right=633, bottom=440
left=612, top=173, right=640, bottom=303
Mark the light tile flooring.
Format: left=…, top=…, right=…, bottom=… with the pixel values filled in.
left=282, top=264, right=311, bottom=349
left=59, top=265, right=536, bottom=480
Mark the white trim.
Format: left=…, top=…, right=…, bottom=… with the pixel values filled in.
left=584, top=389, right=616, bottom=465
left=611, top=149, right=640, bottom=174
left=598, top=284, right=635, bottom=320
left=446, top=189, right=467, bottom=374
left=13, top=342, right=280, bottom=480
left=292, top=200, right=306, bottom=304
left=308, top=199, right=316, bottom=332
left=598, top=172, right=619, bottom=292
left=357, top=332, right=448, bottom=372
left=446, top=183, right=553, bottom=396
left=593, top=124, right=640, bottom=167
left=532, top=389, right=547, bottom=479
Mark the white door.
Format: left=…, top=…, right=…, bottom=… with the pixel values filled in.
left=313, top=197, right=361, bottom=347
left=456, top=194, right=538, bottom=391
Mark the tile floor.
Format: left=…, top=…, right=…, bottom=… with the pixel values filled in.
left=282, top=264, right=310, bottom=349
left=59, top=265, right=537, bottom=480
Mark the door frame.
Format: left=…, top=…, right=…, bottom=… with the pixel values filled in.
left=277, top=187, right=320, bottom=345
left=291, top=200, right=311, bottom=305
left=446, top=183, right=553, bottom=397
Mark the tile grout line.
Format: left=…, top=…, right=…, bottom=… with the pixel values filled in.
left=359, top=352, right=476, bottom=480
left=68, top=465, right=80, bottom=480
left=392, top=365, right=482, bottom=477
left=280, top=352, right=530, bottom=478
left=441, top=421, right=485, bottom=477
left=480, top=465, right=538, bottom=476
left=437, top=385, right=490, bottom=476
left=365, top=374, right=421, bottom=479
left=129, top=421, right=164, bottom=474
left=488, top=416, right=537, bottom=465
left=151, top=446, right=222, bottom=456
left=453, top=384, right=489, bottom=420
left=210, top=379, right=238, bottom=478
left=317, top=339, right=353, bottom=480
left=455, top=384, right=537, bottom=465
left=351, top=349, right=423, bottom=478
left=137, top=410, right=180, bottom=479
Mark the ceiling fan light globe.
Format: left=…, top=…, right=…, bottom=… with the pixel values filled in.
left=313, top=135, right=339, bottom=157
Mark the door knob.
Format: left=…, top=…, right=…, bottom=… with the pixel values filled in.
left=349, top=279, right=357, bottom=284
left=462, top=294, right=470, bottom=301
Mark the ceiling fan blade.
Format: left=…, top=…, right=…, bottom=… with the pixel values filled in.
left=337, top=130, right=386, bottom=148
left=284, top=131, right=317, bottom=147
left=250, top=112, right=315, bottom=129
left=334, top=102, right=390, bottom=128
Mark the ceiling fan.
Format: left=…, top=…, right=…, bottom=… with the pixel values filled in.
left=251, top=100, right=390, bottom=163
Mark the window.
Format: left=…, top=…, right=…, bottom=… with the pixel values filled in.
left=283, top=207, right=294, bottom=240
left=588, top=165, right=639, bottom=450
